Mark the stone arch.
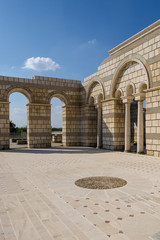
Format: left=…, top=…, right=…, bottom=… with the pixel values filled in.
left=115, top=88, right=123, bottom=99
left=139, top=82, right=147, bottom=93
left=6, top=86, right=32, bottom=103
left=48, top=91, right=70, bottom=105
left=6, top=86, right=31, bottom=149
left=126, top=83, right=136, bottom=96
left=111, top=54, right=152, bottom=98
left=89, top=96, right=95, bottom=105
left=97, top=93, right=103, bottom=103
left=86, top=76, right=105, bottom=104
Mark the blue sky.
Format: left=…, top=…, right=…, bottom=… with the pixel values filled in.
left=1, top=0, right=159, bottom=127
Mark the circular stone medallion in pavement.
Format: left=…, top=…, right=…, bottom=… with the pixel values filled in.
left=75, top=176, right=127, bottom=189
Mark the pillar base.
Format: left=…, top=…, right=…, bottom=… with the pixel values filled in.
left=137, top=151, right=144, bottom=154
left=0, top=145, right=9, bottom=150
left=124, top=150, right=130, bottom=153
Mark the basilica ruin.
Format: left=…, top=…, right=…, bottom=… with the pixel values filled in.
left=0, top=20, right=160, bottom=156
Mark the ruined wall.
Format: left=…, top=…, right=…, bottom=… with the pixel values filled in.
left=0, top=20, right=160, bottom=155
left=0, top=75, right=82, bottom=149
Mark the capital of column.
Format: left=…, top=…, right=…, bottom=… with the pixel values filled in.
left=134, top=93, right=145, bottom=102
left=122, top=96, right=134, bottom=104
left=95, top=103, right=102, bottom=109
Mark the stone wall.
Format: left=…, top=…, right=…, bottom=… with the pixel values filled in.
left=27, top=103, right=51, bottom=148
left=0, top=102, right=9, bottom=149
left=146, top=89, right=160, bottom=157
left=63, top=106, right=81, bottom=146
left=102, top=99, right=125, bottom=150
left=81, top=105, right=97, bottom=147
left=0, top=76, right=82, bottom=149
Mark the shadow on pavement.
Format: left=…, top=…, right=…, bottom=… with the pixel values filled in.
left=1, top=146, right=112, bottom=155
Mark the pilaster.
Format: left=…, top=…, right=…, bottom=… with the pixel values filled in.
left=27, top=103, right=51, bottom=148
left=0, top=102, right=10, bottom=150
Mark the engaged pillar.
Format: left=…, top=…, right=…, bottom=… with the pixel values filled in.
left=27, top=103, right=51, bottom=148
left=0, top=102, right=10, bottom=149
left=135, top=93, right=145, bottom=153
left=97, top=104, right=102, bottom=148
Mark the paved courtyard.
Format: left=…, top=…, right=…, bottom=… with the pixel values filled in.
left=0, top=147, right=160, bottom=240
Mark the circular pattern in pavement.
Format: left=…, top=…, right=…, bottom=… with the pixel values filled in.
left=75, top=176, right=127, bottom=189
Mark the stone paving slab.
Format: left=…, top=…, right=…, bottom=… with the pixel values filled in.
left=0, top=147, right=160, bottom=239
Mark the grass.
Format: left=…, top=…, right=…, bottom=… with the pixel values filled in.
left=10, top=136, right=27, bottom=139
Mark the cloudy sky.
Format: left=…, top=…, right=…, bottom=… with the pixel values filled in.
left=0, top=0, right=159, bottom=127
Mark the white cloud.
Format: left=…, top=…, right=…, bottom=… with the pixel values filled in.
left=79, top=39, right=97, bottom=49
left=88, top=39, right=96, bottom=45
left=23, top=57, right=60, bottom=71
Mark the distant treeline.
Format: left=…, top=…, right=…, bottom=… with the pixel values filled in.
left=10, top=121, right=27, bottom=133
left=52, top=128, right=62, bottom=131
left=10, top=121, right=62, bottom=133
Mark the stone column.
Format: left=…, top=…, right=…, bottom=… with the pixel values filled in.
left=125, top=102, right=131, bottom=152
left=97, top=104, right=102, bottom=148
left=135, top=93, right=145, bottom=153
left=123, top=97, right=133, bottom=152
left=27, top=103, right=51, bottom=148
left=0, top=102, right=10, bottom=149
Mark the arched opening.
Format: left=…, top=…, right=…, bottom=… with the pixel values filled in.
left=113, top=58, right=148, bottom=153
left=111, top=54, right=152, bottom=98
left=89, top=96, right=95, bottom=105
left=87, top=92, right=104, bottom=148
left=115, top=89, right=123, bottom=99
left=123, top=82, right=147, bottom=153
left=86, top=77, right=105, bottom=104
left=50, top=96, right=65, bottom=147
left=9, top=92, right=28, bottom=149
left=85, top=79, right=105, bottom=148
left=88, top=95, right=97, bottom=147
left=130, top=100, right=138, bottom=152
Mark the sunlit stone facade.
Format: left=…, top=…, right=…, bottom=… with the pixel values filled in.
left=0, top=20, right=160, bottom=156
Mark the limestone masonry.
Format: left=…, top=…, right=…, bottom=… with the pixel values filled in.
left=0, top=20, right=160, bottom=156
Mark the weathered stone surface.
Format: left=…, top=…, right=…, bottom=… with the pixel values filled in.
left=0, top=148, right=160, bottom=239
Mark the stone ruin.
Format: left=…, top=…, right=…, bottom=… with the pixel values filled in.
left=0, top=20, right=160, bottom=156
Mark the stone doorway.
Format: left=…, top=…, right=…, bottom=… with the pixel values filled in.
left=51, top=97, right=63, bottom=147
left=9, top=90, right=29, bottom=149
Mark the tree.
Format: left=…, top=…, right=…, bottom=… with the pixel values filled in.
left=10, top=121, right=17, bottom=132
